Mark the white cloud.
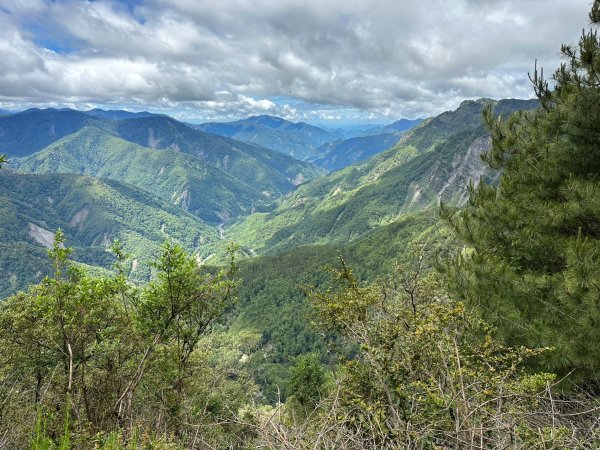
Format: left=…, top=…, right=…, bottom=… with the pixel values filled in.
left=0, top=0, right=592, bottom=121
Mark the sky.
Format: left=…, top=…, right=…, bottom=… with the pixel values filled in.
left=0, top=0, right=593, bottom=126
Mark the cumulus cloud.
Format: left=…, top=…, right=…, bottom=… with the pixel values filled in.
left=0, top=0, right=591, bottom=121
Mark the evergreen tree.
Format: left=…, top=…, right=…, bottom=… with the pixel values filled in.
left=287, top=353, right=326, bottom=411
left=443, top=1, right=600, bottom=380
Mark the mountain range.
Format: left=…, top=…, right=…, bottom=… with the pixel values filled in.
left=311, top=132, right=404, bottom=171
left=2, top=110, right=324, bottom=223
left=195, top=115, right=338, bottom=160
left=0, top=97, right=543, bottom=404
left=225, top=98, right=539, bottom=255
left=14, top=125, right=266, bottom=224
left=364, top=118, right=424, bottom=135
left=195, top=114, right=422, bottom=170
left=0, top=99, right=538, bottom=295
left=0, top=108, right=94, bottom=157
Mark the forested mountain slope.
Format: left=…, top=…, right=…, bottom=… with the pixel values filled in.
left=113, top=115, right=325, bottom=191
left=0, top=108, right=93, bottom=157
left=310, top=132, right=404, bottom=171
left=230, top=208, right=453, bottom=400
left=15, top=125, right=269, bottom=223
left=1, top=109, right=325, bottom=199
left=0, top=172, right=221, bottom=295
left=195, top=115, right=338, bottom=160
left=226, top=98, right=538, bottom=254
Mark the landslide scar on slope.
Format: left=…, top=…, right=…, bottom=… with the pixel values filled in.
left=69, top=206, right=90, bottom=231
left=28, top=223, right=56, bottom=249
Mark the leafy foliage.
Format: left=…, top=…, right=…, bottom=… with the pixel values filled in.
left=304, top=264, right=559, bottom=448
left=0, top=237, right=246, bottom=448
left=287, top=353, right=327, bottom=411
left=247, top=261, right=599, bottom=449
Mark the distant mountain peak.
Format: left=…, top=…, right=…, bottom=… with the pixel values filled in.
left=194, top=115, right=338, bottom=160
left=249, top=114, right=286, bottom=122
left=459, top=98, right=494, bottom=107
left=18, top=107, right=73, bottom=115
left=85, top=108, right=160, bottom=120
left=381, top=118, right=424, bottom=133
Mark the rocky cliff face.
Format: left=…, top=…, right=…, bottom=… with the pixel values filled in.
left=402, top=135, right=498, bottom=212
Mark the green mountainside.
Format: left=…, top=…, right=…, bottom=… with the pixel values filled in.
left=0, top=98, right=517, bottom=389
left=0, top=98, right=539, bottom=291
left=0, top=108, right=93, bottom=157
left=0, top=172, right=221, bottom=296
left=114, top=115, right=325, bottom=192
left=228, top=207, right=453, bottom=400
left=0, top=109, right=325, bottom=199
left=195, top=115, right=339, bottom=160
left=189, top=97, right=539, bottom=398
left=226, top=98, right=538, bottom=254
left=311, top=132, right=403, bottom=171
left=15, top=125, right=268, bottom=223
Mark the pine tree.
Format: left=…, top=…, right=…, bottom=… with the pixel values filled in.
left=443, top=1, right=600, bottom=380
